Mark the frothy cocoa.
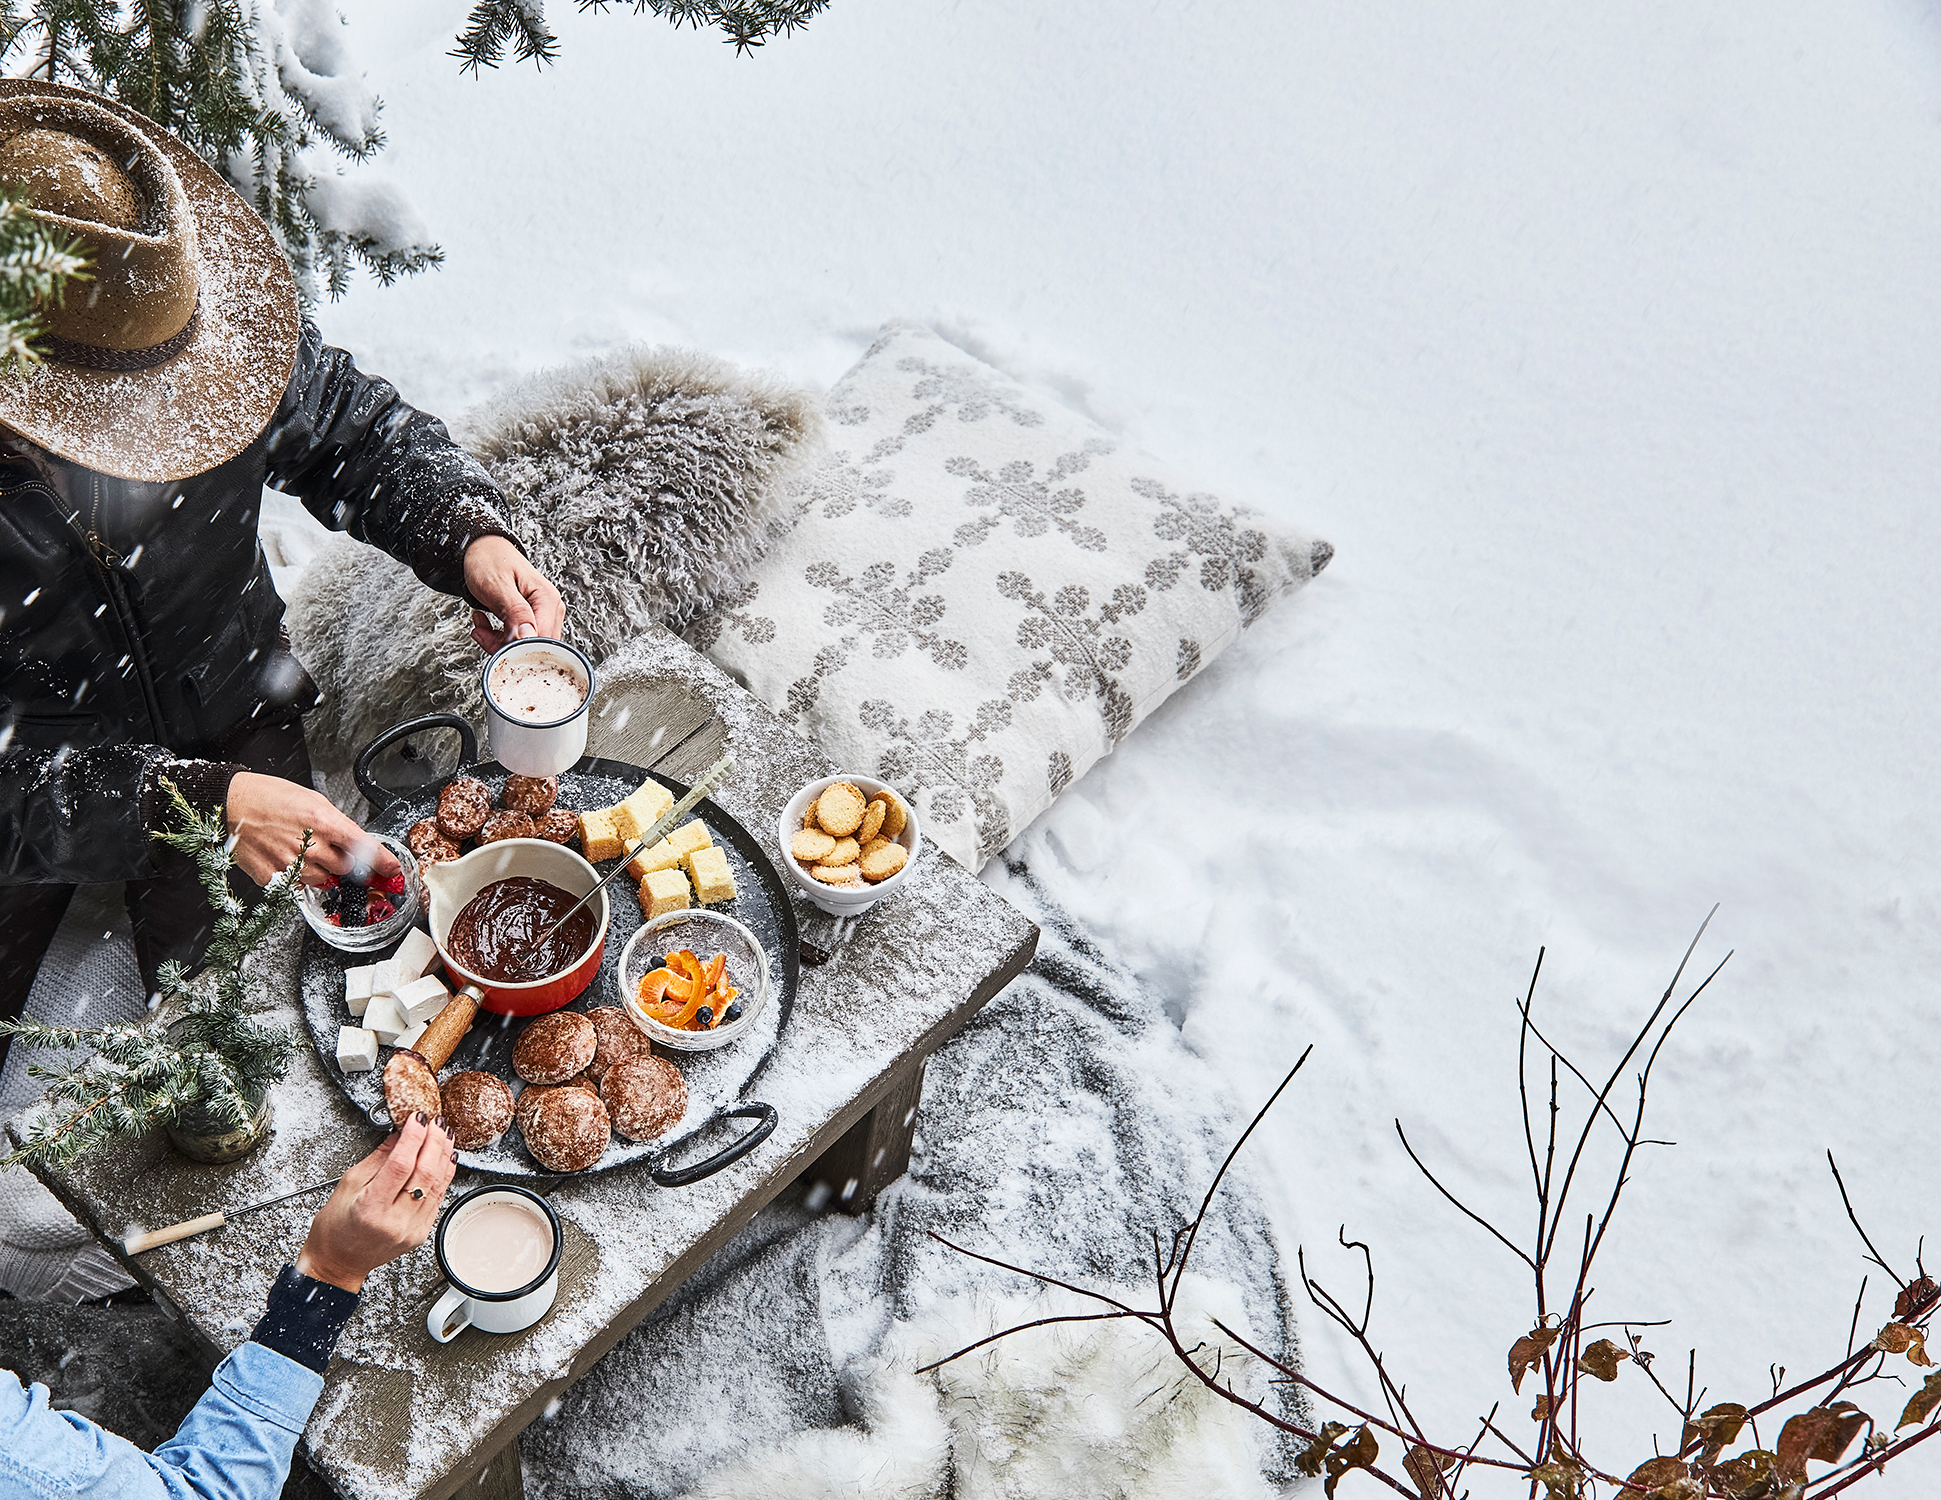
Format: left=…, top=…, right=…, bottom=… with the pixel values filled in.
left=443, top=1195, right=555, bottom=1294
left=489, top=652, right=587, bottom=725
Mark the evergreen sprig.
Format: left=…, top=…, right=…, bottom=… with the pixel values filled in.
left=0, top=779, right=304, bottom=1173
left=452, top=0, right=831, bottom=68
left=0, top=184, right=89, bottom=369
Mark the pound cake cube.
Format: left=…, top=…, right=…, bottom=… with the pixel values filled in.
left=580, top=806, right=627, bottom=863
left=613, top=780, right=676, bottom=842
left=684, top=844, right=736, bottom=905
left=639, top=867, right=690, bottom=919
left=624, top=820, right=712, bottom=881
left=335, top=1026, right=378, bottom=1073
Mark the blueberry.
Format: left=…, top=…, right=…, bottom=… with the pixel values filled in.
left=695, top=1006, right=713, bottom=1027
left=722, top=1002, right=743, bottom=1024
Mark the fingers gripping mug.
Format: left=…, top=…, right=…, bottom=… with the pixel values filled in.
left=481, top=637, right=595, bottom=778
left=427, top=1185, right=562, bottom=1342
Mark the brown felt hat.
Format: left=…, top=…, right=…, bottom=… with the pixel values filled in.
left=0, top=80, right=299, bottom=482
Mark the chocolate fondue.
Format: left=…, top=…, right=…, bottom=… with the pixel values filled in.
left=443, top=1194, right=555, bottom=1294
left=446, top=876, right=596, bottom=982
left=488, top=651, right=588, bottom=725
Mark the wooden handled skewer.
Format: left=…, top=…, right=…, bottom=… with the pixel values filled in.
left=121, top=1176, right=342, bottom=1256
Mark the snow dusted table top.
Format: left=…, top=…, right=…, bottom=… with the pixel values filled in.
left=21, top=629, right=1039, bottom=1500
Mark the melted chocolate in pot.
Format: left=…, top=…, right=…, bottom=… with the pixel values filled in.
left=447, top=877, right=596, bottom=982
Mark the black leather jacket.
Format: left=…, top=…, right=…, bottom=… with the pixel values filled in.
left=0, top=321, right=518, bottom=886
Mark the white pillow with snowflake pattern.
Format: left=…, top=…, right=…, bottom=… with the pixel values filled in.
left=689, top=321, right=1332, bottom=871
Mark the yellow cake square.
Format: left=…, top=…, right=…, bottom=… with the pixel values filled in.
left=624, top=820, right=712, bottom=881
left=580, top=806, right=626, bottom=863
left=684, top=844, right=736, bottom=905
left=639, top=867, right=690, bottom=918
left=613, top=780, right=676, bottom=842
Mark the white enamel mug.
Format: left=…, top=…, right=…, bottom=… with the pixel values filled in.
left=480, top=637, right=595, bottom=778
left=426, top=1185, right=563, bottom=1343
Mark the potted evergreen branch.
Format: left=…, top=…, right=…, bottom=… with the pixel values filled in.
left=1, top=779, right=307, bottom=1170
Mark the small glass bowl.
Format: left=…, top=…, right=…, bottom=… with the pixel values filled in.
left=298, top=834, right=421, bottom=953
left=619, top=908, right=770, bottom=1052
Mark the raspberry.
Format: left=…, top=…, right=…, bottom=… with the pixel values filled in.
left=322, top=874, right=341, bottom=888
left=374, top=872, right=406, bottom=896
left=325, top=912, right=342, bottom=927
left=366, top=895, right=396, bottom=924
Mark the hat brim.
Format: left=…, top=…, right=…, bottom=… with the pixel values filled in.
left=0, top=80, right=300, bottom=483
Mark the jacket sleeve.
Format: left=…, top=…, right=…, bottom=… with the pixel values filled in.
left=261, top=320, right=522, bottom=605
left=0, top=750, right=239, bottom=886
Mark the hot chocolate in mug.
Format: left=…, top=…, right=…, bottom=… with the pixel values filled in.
left=427, top=1184, right=562, bottom=1342
left=481, top=637, right=595, bottom=778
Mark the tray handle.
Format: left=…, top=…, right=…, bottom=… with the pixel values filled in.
left=353, top=713, right=480, bottom=811
left=651, top=1103, right=778, bottom=1187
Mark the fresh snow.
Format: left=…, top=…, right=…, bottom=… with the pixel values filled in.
left=290, top=0, right=1941, bottom=1491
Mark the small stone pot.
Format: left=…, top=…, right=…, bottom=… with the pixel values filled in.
left=166, top=1089, right=274, bottom=1164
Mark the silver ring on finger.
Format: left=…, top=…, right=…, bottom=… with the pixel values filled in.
left=411, top=1187, right=425, bottom=1200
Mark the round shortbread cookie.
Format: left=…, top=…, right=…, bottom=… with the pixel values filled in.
left=814, top=782, right=867, bottom=836
left=790, top=828, right=836, bottom=863
left=861, top=837, right=893, bottom=855
left=858, top=799, right=887, bottom=844
left=859, top=842, right=908, bottom=883
left=822, top=836, right=860, bottom=867
left=812, top=863, right=864, bottom=886
left=876, top=789, right=907, bottom=840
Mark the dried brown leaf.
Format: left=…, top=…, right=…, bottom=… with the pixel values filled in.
left=1897, top=1369, right=1941, bottom=1430
left=1810, top=1401, right=1867, bottom=1464
left=1324, top=1424, right=1379, bottom=1498
left=1874, top=1321, right=1916, bottom=1354
left=1578, top=1337, right=1630, bottom=1382
left=1708, top=1448, right=1778, bottom=1500
left=1528, top=1458, right=1585, bottom=1500
left=1896, top=1276, right=1937, bottom=1321
left=1509, top=1325, right=1561, bottom=1393
left=1775, top=1409, right=1833, bottom=1481
left=1626, top=1456, right=1688, bottom=1489
left=1648, top=1482, right=1704, bottom=1500
left=1681, top=1402, right=1748, bottom=1461
left=1296, top=1421, right=1350, bottom=1479
left=1531, top=1395, right=1553, bottom=1423
left=1403, top=1444, right=1455, bottom=1497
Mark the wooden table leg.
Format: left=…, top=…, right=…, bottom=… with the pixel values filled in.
left=472, top=1440, right=525, bottom=1499
left=804, top=1057, right=927, bottom=1215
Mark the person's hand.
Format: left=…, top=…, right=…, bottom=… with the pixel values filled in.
left=226, top=771, right=401, bottom=888
left=296, top=1113, right=458, bottom=1294
left=464, top=536, right=565, bottom=652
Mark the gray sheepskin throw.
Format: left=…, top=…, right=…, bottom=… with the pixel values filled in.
left=518, top=866, right=1301, bottom=1498
left=286, top=344, right=823, bottom=773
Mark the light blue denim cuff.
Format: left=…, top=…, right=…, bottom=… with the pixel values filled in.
left=211, top=1340, right=325, bottom=1435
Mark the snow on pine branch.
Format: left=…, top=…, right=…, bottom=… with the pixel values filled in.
left=452, top=0, right=832, bottom=69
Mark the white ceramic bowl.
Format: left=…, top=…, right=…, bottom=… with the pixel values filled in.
left=618, top=909, right=770, bottom=1052
left=776, top=774, right=921, bottom=916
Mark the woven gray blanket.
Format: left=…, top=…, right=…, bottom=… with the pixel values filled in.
left=521, top=866, right=1302, bottom=1499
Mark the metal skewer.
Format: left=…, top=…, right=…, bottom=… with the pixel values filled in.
left=507, top=753, right=737, bottom=979
left=122, top=1175, right=343, bottom=1256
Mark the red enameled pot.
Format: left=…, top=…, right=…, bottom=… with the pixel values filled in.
left=422, top=839, right=609, bottom=1015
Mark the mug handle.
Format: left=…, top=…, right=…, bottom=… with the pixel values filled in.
left=651, top=1103, right=778, bottom=1187
left=353, top=713, right=480, bottom=812
left=427, top=1284, right=473, bottom=1343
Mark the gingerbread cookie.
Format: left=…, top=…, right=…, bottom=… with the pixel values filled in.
left=521, top=1085, right=610, bottom=1172
left=408, top=818, right=462, bottom=865
left=601, top=1054, right=688, bottom=1143
left=441, top=1070, right=515, bottom=1151
left=502, top=775, right=559, bottom=817
left=512, top=1010, right=598, bottom=1085
left=537, top=807, right=579, bottom=844
left=436, top=776, right=491, bottom=840
left=584, top=1006, right=651, bottom=1082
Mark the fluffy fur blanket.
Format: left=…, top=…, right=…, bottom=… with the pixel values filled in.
left=518, top=865, right=1302, bottom=1498
left=286, top=346, right=823, bottom=774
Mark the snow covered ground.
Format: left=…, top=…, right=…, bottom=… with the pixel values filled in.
left=309, top=1, right=1941, bottom=1488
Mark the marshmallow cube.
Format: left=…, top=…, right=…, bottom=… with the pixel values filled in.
left=392, top=1020, right=429, bottom=1052
left=364, top=994, right=409, bottom=1045
left=335, top=1026, right=378, bottom=1074
left=396, top=974, right=450, bottom=1026
left=343, top=965, right=376, bottom=1017
left=394, top=928, right=439, bottom=982
left=369, top=957, right=402, bottom=1001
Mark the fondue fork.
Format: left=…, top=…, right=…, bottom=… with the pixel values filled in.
left=507, top=753, right=738, bottom=979
left=122, top=1176, right=343, bottom=1255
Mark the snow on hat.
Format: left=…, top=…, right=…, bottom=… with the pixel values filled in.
left=0, top=79, right=299, bottom=483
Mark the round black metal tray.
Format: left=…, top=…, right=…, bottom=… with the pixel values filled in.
left=298, top=715, right=798, bottom=1185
